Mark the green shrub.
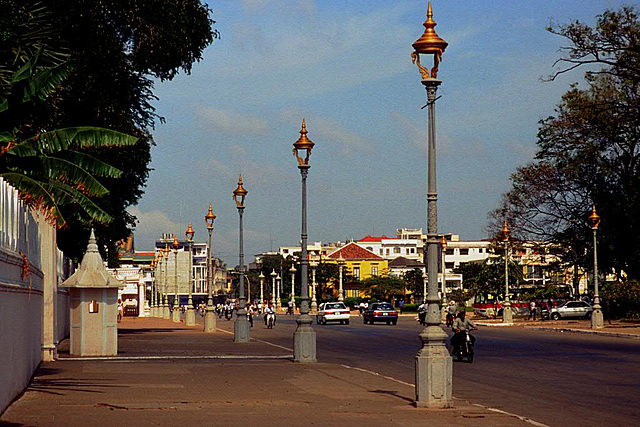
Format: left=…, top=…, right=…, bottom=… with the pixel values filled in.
left=401, top=303, right=419, bottom=312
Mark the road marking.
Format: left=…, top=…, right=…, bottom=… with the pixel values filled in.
left=339, top=364, right=549, bottom=427
left=339, top=364, right=415, bottom=387
left=59, top=355, right=292, bottom=361
left=217, top=328, right=294, bottom=352
left=471, top=404, right=550, bottom=427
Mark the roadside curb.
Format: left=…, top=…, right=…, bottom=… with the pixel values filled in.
left=524, top=326, right=640, bottom=340
left=476, top=322, right=515, bottom=327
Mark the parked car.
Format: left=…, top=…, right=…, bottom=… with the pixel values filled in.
left=316, top=302, right=351, bottom=325
left=363, top=302, right=398, bottom=325
left=550, top=301, right=593, bottom=320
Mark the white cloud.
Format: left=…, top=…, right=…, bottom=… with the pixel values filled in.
left=196, top=105, right=269, bottom=135
left=128, top=207, right=184, bottom=248
left=311, top=116, right=374, bottom=157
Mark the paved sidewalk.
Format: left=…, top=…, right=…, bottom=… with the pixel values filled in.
left=1, top=316, right=537, bottom=427
left=475, top=317, right=640, bottom=339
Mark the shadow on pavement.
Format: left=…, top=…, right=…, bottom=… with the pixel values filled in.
left=370, top=389, right=414, bottom=403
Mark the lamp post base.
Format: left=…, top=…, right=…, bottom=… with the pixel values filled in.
left=186, top=307, right=196, bottom=326
left=172, top=307, right=181, bottom=323
left=591, top=308, right=604, bottom=329
left=502, top=305, right=513, bottom=323
left=204, top=307, right=216, bottom=332
left=293, top=314, right=317, bottom=363
left=414, top=325, right=453, bottom=408
left=234, top=309, right=251, bottom=343
left=163, top=304, right=170, bottom=319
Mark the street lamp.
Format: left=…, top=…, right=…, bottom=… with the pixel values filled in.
left=185, top=222, right=196, bottom=326
left=163, top=243, right=170, bottom=319
left=502, top=221, right=513, bottom=323
left=276, top=274, right=281, bottom=310
left=412, top=1, right=452, bottom=408
left=156, top=250, right=164, bottom=318
left=310, top=260, right=319, bottom=314
left=204, top=204, right=217, bottom=332
left=290, top=264, right=297, bottom=313
left=590, top=205, right=604, bottom=328
left=337, top=254, right=345, bottom=302
left=271, top=269, right=277, bottom=306
left=172, top=235, right=180, bottom=323
left=292, top=119, right=317, bottom=363
left=259, top=271, right=265, bottom=306
left=441, top=235, right=447, bottom=322
left=233, top=174, right=250, bottom=342
left=150, top=257, right=157, bottom=317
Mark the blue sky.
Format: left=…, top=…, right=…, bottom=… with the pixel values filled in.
left=130, top=0, right=634, bottom=264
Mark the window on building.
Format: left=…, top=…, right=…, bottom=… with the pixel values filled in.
left=445, top=262, right=455, bottom=270
left=366, top=247, right=373, bottom=252
left=379, top=249, right=383, bottom=255
left=394, top=247, right=401, bottom=254
left=353, top=267, right=360, bottom=280
left=386, top=249, right=390, bottom=255
left=445, top=248, right=454, bottom=255
left=410, top=248, right=415, bottom=254
left=460, top=248, right=469, bottom=255
left=371, top=266, right=378, bottom=277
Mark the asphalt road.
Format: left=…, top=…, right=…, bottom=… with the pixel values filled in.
left=216, top=312, right=640, bottom=427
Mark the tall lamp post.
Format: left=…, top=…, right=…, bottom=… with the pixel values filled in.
left=163, top=244, right=171, bottom=319
left=185, top=222, right=196, bottom=326
left=502, top=221, right=513, bottom=323
left=590, top=205, right=604, bottom=328
left=204, top=204, right=217, bottom=332
left=259, top=271, right=265, bottom=305
left=271, top=269, right=277, bottom=306
left=412, top=1, right=452, bottom=408
left=337, top=254, right=345, bottom=302
left=150, top=257, right=157, bottom=317
left=440, top=235, right=448, bottom=321
left=290, top=264, right=297, bottom=313
left=292, top=119, right=317, bottom=363
left=276, top=274, right=281, bottom=311
left=157, top=249, right=165, bottom=318
left=310, top=260, right=318, bottom=314
left=233, top=175, right=250, bottom=342
left=172, top=236, right=180, bottom=323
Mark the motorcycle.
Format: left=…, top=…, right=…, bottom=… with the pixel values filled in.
left=453, top=330, right=475, bottom=363
left=445, top=311, right=455, bottom=328
left=266, top=312, right=276, bottom=329
left=418, top=309, right=427, bottom=326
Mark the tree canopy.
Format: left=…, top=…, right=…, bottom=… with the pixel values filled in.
left=492, top=6, right=640, bottom=279
left=1, top=0, right=218, bottom=262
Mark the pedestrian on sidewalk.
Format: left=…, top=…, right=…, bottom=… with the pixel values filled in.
left=528, top=300, right=537, bottom=320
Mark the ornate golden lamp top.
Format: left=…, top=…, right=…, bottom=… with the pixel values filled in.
left=589, top=205, right=600, bottom=230
left=440, top=235, right=447, bottom=248
left=293, top=119, right=314, bottom=166
left=163, top=243, right=170, bottom=256
left=412, top=1, right=448, bottom=80
left=185, top=222, right=195, bottom=241
left=172, top=235, right=179, bottom=253
left=502, top=221, right=511, bottom=242
left=233, top=174, right=248, bottom=208
left=205, top=203, right=216, bottom=230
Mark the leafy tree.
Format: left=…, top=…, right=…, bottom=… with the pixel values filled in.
left=1, top=3, right=137, bottom=227
left=491, top=7, right=640, bottom=280
left=2, top=0, right=218, bottom=262
left=315, top=262, right=339, bottom=301
left=360, top=275, right=404, bottom=301
left=453, top=257, right=523, bottom=297
left=403, top=267, right=424, bottom=298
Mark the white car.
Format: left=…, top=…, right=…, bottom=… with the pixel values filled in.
left=316, top=302, right=351, bottom=325
left=550, top=301, right=593, bottom=320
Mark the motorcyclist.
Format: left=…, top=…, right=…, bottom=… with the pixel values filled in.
left=417, top=303, right=427, bottom=325
left=263, top=303, right=276, bottom=326
left=451, top=310, right=477, bottom=355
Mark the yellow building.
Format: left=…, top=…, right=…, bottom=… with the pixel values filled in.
left=326, top=243, right=388, bottom=299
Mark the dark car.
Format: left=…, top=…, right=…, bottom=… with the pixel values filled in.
left=363, top=302, right=398, bottom=325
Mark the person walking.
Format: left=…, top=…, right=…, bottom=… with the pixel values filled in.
left=528, top=299, right=537, bottom=320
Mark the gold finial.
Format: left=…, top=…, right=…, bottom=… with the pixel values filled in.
left=412, top=1, right=448, bottom=79
left=185, top=222, right=195, bottom=241
left=233, top=174, right=248, bottom=208
left=205, top=203, right=216, bottom=230
left=502, top=221, right=510, bottom=241
left=440, top=234, right=447, bottom=247
left=293, top=119, right=314, bottom=166
left=589, top=205, right=600, bottom=229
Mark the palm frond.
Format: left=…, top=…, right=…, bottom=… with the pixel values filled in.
left=35, top=127, right=138, bottom=153
left=40, top=156, right=110, bottom=196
